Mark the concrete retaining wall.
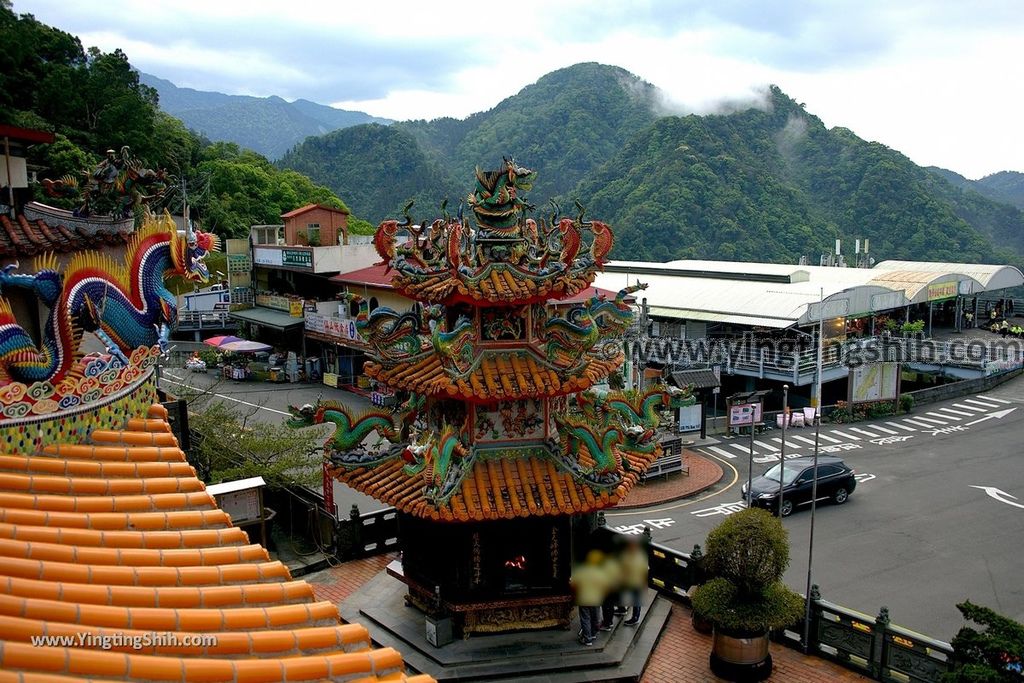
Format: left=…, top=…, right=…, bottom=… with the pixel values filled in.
left=905, top=368, right=1023, bottom=407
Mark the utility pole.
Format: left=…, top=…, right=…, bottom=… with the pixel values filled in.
left=803, top=288, right=824, bottom=651
left=779, top=384, right=788, bottom=516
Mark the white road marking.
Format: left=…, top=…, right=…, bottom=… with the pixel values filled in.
left=789, top=435, right=818, bottom=446
left=980, top=396, right=1012, bottom=404
left=886, top=421, right=916, bottom=431
left=927, top=411, right=960, bottom=421
left=938, top=407, right=976, bottom=417
left=909, top=415, right=948, bottom=425
left=159, top=377, right=292, bottom=416
left=729, top=443, right=754, bottom=454
left=815, top=433, right=842, bottom=443
left=963, top=398, right=1002, bottom=409
left=829, top=430, right=860, bottom=441
left=770, top=437, right=802, bottom=449
left=952, top=403, right=986, bottom=413
left=903, top=418, right=938, bottom=429
left=707, top=446, right=738, bottom=459
left=869, top=425, right=898, bottom=435
left=964, top=408, right=1017, bottom=426
left=754, top=440, right=779, bottom=452
left=848, top=427, right=881, bottom=438
left=969, top=486, right=1024, bottom=509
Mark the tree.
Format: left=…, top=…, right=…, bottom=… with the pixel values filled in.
left=184, top=396, right=322, bottom=491
left=944, top=601, right=1024, bottom=682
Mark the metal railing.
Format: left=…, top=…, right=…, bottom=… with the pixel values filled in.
left=332, top=504, right=400, bottom=560
left=593, top=523, right=955, bottom=683
left=176, top=311, right=234, bottom=330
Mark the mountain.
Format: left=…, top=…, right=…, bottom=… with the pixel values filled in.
left=928, top=167, right=1024, bottom=210
left=281, top=63, right=661, bottom=218
left=278, top=62, right=1024, bottom=266
left=139, top=72, right=392, bottom=160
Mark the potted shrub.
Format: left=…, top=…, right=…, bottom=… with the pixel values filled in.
left=690, top=508, right=804, bottom=682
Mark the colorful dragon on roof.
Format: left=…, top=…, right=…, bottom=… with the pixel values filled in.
left=0, top=213, right=216, bottom=385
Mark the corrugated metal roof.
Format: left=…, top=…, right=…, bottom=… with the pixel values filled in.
left=873, top=260, right=1024, bottom=290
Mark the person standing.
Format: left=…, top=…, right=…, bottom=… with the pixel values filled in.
left=620, top=538, right=649, bottom=625
left=572, top=550, right=608, bottom=646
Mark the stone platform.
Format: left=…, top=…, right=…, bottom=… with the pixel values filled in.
left=340, top=571, right=671, bottom=682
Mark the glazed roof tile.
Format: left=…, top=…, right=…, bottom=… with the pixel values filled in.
left=365, top=351, right=623, bottom=401
left=332, top=445, right=658, bottom=522
left=0, top=404, right=434, bottom=682
left=0, top=214, right=131, bottom=259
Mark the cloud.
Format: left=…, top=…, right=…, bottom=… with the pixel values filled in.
left=11, top=0, right=1023, bottom=177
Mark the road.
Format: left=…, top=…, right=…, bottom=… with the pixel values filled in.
left=163, top=366, right=1024, bottom=640
left=608, top=383, right=1024, bottom=640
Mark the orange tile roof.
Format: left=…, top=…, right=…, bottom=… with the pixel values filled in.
left=332, top=444, right=658, bottom=522
left=365, top=350, right=623, bottom=401
left=0, top=404, right=434, bottom=683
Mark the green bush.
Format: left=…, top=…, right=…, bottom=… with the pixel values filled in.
left=899, top=394, right=914, bottom=414
left=943, top=601, right=1024, bottom=682
left=196, top=348, right=220, bottom=366
left=689, top=508, right=805, bottom=633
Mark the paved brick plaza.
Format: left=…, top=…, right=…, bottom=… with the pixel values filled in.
left=308, top=553, right=868, bottom=682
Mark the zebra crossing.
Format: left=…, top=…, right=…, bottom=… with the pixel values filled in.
left=697, top=394, right=1014, bottom=461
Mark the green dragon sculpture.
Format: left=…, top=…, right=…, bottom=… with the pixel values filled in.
left=555, top=414, right=627, bottom=477
left=432, top=313, right=476, bottom=376
left=287, top=400, right=404, bottom=467
left=343, top=293, right=438, bottom=361
left=400, top=421, right=470, bottom=504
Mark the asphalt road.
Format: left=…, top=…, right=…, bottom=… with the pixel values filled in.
left=608, top=381, right=1024, bottom=641
left=162, top=366, right=1024, bottom=641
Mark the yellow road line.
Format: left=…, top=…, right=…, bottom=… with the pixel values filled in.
left=606, top=453, right=740, bottom=517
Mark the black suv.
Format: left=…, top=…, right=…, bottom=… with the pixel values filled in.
left=741, top=456, right=856, bottom=517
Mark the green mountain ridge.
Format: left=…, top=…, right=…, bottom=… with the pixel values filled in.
left=280, top=63, right=1024, bottom=267
left=139, top=72, right=392, bottom=160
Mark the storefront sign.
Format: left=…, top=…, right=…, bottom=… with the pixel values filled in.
left=323, top=372, right=338, bottom=387
left=282, top=249, right=313, bottom=269
left=253, top=248, right=283, bottom=267
left=927, top=280, right=958, bottom=301
left=729, top=402, right=762, bottom=426
left=255, top=293, right=293, bottom=311
left=305, top=312, right=359, bottom=342
left=289, top=300, right=304, bottom=317
left=227, top=253, right=251, bottom=274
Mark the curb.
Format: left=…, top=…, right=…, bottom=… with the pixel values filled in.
left=616, top=453, right=725, bottom=510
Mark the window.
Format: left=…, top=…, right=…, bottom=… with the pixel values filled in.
left=816, top=464, right=843, bottom=477
left=306, top=223, right=321, bottom=246
left=251, top=225, right=281, bottom=245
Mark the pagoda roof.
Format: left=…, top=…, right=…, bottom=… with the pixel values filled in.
left=364, top=349, right=623, bottom=401
left=390, top=266, right=596, bottom=306
left=0, top=211, right=131, bottom=258
left=330, top=262, right=395, bottom=289
left=0, top=403, right=433, bottom=683
left=331, top=445, right=657, bottom=522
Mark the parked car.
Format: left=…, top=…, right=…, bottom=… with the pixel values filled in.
left=741, top=456, right=856, bottom=516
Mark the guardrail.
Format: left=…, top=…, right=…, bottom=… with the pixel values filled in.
left=333, top=504, right=400, bottom=560
left=592, top=521, right=955, bottom=682
left=176, top=311, right=234, bottom=330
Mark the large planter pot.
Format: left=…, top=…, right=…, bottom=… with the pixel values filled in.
left=709, top=626, right=772, bottom=682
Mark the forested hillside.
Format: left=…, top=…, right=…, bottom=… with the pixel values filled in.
left=0, top=2, right=371, bottom=239
left=928, top=167, right=1024, bottom=211
left=281, top=63, right=1024, bottom=266
left=140, top=73, right=391, bottom=160
left=281, top=63, right=661, bottom=220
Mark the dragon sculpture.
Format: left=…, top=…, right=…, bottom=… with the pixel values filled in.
left=42, top=146, right=170, bottom=219
left=554, top=414, right=628, bottom=478
left=467, top=157, right=536, bottom=234
left=400, top=422, right=470, bottom=504
left=544, top=305, right=598, bottom=366
left=572, top=384, right=695, bottom=454
left=287, top=399, right=405, bottom=467
left=432, top=314, right=476, bottom=376
left=0, top=213, right=215, bottom=385
left=343, top=293, right=438, bottom=360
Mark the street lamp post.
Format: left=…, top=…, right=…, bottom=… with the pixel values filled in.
left=803, top=288, right=824, bottom=652
left=779, top=384, right=788, bottom=516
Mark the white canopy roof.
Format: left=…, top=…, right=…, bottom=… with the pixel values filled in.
left=597, top=258, right=1024, bottom=330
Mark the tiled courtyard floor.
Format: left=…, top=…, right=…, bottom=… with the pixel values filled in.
left=618, top=451, right=723, bottom=508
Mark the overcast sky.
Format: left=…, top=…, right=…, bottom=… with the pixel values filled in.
left=16, top=0, right=1023, bottom=178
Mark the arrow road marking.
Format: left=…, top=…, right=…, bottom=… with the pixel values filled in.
left=965, top=407, right=1017, bottom=427
left=970, top=486, right=1024, bottom=510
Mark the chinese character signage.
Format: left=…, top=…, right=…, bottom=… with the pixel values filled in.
left=927, top=280, right=958, bottom=301
left=282, top=249, right=313, bottom=269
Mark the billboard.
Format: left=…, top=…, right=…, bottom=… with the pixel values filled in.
left=729, top=402, right=762, bottom=427
left=850, top=362, right=899, bottom=403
